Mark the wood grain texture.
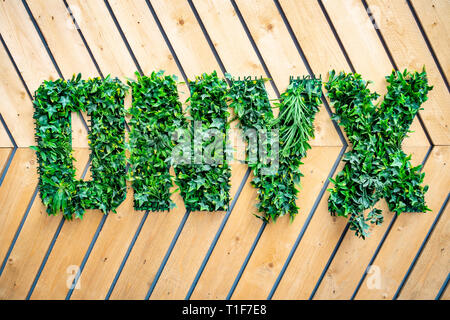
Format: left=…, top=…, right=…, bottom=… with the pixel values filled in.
left=139, top=0, right=243, bottom=300
left=278, top=0, right=350, bottom=147
left=366, top=0, right=450, bottom=145
left=0, top=0, right=87, bottom=147
left=410, top=0, right=450, bottom=81
left=0, top=26, right=32, bottom=148
left=312, top=147, right=429, bottom=299
left=0, top=149, right=89, bottom=299
left=198, top=147, right=342, bottom=300
left=0, top=149, right=38, bottom=269
left=149, top=163, right=247, bottom=299
left=65, top=0, right=136, bottom=79
left=0, top=126, right=13, bottom=148
left=0, top=41, right=30, bottom=147
left=398, top=203, right=449, bottom=300
left=60, top=0, right=183, bottom=300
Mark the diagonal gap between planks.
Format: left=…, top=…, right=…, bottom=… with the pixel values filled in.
left=406, top=0, right=449, bottom=92
left=0, top=114, right=17, bottom=187
left=436, top=273, right=449, bottom=300
left=102, top=0, right=143, bottom=76
left=316, top=0, right=356, bottom=73
left=186, top=0, right=349, bottom=300
left=185, top=167, right=252, bottom=299
left=273, top=0, right=347, bottom=147
left=393, top=191, right=449, bottom=299
left=62, top=0, right=104, bottom=79
left=144, top=0, right=189, bottom=85
left=143, top=0, right=278, bottom=299
left=145, top=209, right=191, bottom=300
left=26, top=158, right=92, bottom=299
left=213, top=0, right=348, bottom=300
left=268, top=0, right=439, bottom=300
left=0, top=34, right=24, bottom=186
left=229, top=0, right=280, bottom=98
left=22, top=0, right=89, bottom=133
left=343, top=0, right=444, bottom=299
left=15, top=0, right=137, bottom=297
left=267, top=145, right=347, bottom=299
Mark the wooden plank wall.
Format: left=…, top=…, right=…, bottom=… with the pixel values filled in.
left=0, top=0, right=448, bottom=300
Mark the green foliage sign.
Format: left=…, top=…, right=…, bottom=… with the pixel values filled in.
left=31, top=69, right=432, bottom=239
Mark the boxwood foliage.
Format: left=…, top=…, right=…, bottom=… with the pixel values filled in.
left=173, top=71, right=231, bottom=211
left=326, top=69, right=432, bottom=238
left=127, top=71, right=186, bottom=211
left=32, top=74, right=128, bottom=219
left=226, top=75, right=322, bottom=222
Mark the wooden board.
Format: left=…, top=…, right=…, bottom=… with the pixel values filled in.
left=0, top=126, right=13, bottom=148
left=398, top=203, right=449, bottom=299
left=0, top=0, right=87, bottom=147
left=0, top=149, right=38, bottom=272
left=0, top=148, right=89, bottom=299
left=410, top=0, right=450, bottom=80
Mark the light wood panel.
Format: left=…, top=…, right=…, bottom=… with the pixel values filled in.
left=0, top=149, right=89, bottom=299
left=65, top=0, right=136, bottom=79
left=149, top=163, right=247, bottom=299
left=0, top=149, right=37, bottom=268
left=0, top=0, right=87, bottom=147
left=399, top=203, right=449, bottom=299
left=410, top=0, right=450, bottom=81
left=311, top=147, right=429, bottom=299
left=321, top=0, right=428, bottom=148
left=149, top=0, right=220, bottom=78
left=107, top=0, right=190, bottom=104
left=0, top=126, right=13, bottom=148
left=366, top=0, right=449, bottom=145
left=355, top=147, right=450, bottom=299
left=0, top=0, right=447, bottom=301
left=0, top=24, right=33, bottom=147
